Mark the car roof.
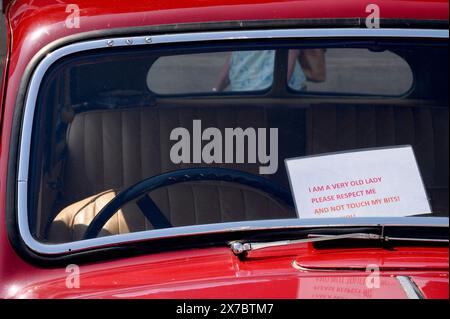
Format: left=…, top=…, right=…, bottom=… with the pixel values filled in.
left=7, top=0, right=449, bottom=37
left=7, top=0, right=449, bottom=21
left=3, top=0, right=449, bottom=79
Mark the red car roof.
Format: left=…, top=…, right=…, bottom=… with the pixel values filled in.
left=7, top=0, right=450, bottom=23
left=4, top=0, right=448, bottom=56
left=6, top=0, right=449, bottom=37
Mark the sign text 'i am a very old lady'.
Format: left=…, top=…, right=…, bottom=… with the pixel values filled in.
left=285, top=146, right=432, bottom=218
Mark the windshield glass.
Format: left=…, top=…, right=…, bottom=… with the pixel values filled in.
left=28, top=39, right=448, bottom=244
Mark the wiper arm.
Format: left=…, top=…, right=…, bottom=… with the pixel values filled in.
left=230, top=233, right=382, bottom=256
left=230, top=232, right=449, bottom=257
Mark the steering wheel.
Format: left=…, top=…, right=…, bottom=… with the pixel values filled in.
left=83, top=168, right=294, bottom=239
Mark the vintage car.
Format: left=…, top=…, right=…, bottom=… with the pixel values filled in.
left=0, top=0, right=448, bottom=299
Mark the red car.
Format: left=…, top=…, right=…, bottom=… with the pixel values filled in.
left=0, top=0, right=448, bottom=300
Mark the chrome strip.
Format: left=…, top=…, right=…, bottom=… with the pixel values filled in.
left=291, top=260, right=380, bottom=272
left=292, top=261, right=447, bottom=273
left=397, top=276, right=424, bottom=299
left=17, top=28, right=449, bottom=255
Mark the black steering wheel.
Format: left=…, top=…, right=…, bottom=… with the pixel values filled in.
left=83, top=168, right=294, bottom=239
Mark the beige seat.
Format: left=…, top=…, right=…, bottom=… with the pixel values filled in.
left=48, top=106, right=295, bottom=242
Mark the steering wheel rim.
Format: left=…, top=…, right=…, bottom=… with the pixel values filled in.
left=83, top=168, right=294, bottom=239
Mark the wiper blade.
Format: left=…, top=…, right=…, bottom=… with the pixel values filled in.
left=230, top=232, right=448, bottom=257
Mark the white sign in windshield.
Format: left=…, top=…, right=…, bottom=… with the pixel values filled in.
left=285, top=146, right=431, bottom=218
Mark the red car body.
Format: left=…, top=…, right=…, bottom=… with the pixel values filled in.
left=0, top=0, right=448, bottom=299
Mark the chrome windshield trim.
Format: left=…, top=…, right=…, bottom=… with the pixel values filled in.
left=397, top=276, right=424, bottom=299
left=17, top=28, right=449, bottom=255
left=17, top=215, right=450, bottom=255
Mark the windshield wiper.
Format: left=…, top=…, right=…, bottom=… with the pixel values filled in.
left=230, top=232, right=448, bottom=257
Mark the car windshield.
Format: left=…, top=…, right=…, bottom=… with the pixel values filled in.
left=26, top=38, right=448, bottom=245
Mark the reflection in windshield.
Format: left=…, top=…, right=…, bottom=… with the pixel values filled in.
left=215, top=50, right=305, bottom=91
left=214, top=49, right=327, bottom=92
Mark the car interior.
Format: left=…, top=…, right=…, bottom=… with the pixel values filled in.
left=27, top=41, right=449, bottom=243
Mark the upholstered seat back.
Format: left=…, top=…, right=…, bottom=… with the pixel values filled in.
left=62, top=106, right=274, bottom=204
left=48, top=105, right=296, bottom=242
